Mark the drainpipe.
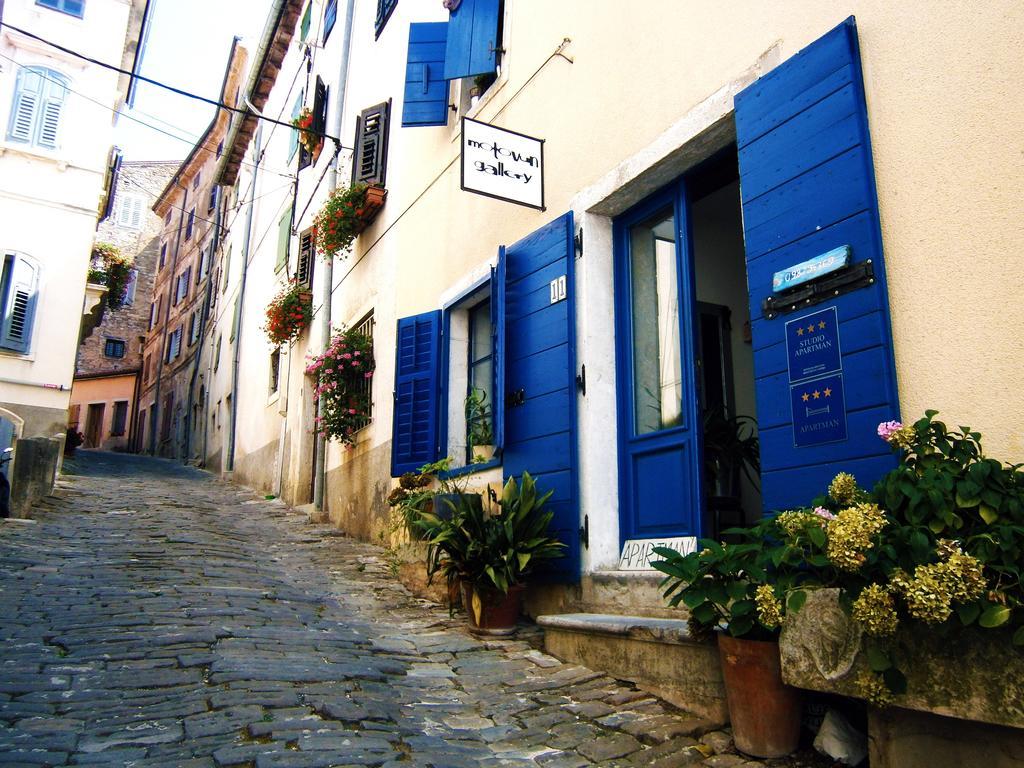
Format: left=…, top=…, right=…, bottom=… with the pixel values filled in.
left=149, top=181, right=188, bottom=455
left=226, top=124, right=263, bottom=472
left=313, top=0, right=355, bottom=513
left=183, top=184, right=223, bottom=465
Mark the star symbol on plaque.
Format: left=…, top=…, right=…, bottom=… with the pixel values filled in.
left=806, top=325, right=815, bottom=334
left=824, top=387, right=833, bottom=397
left=796, top=327, right=804, bottom=336
left=802, top=392, right=810, bottom=402
left=812, top=390, right=821, bottom=399
left=819, top=320, right=827, bottom=330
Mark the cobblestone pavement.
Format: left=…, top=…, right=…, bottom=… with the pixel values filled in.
left=0, top=452, right=832, bottom=768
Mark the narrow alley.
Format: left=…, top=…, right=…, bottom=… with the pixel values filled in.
left=0, top=452, right=831, bottom=768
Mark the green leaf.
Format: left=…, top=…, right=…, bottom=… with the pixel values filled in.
left=866, top=645, right=892, bottom=672
left=956, top=603, right=981, bottom=626
left=787, top=590, right=807, bottom=613
left=728, top=615, right=754, bottom=638
left=730, top=599, right=754, bottom=617
left=692, top=602, right=718, bottom=625
left=726, top=581, right=748, bottom=602
left=1013, top=627, right=1024, bottom=647
left=979, top=604, right=1011, bottom=628
left=928, top=519, right=946, bottom=534
left=807, top=526, right=826, bottom=548
left=979, top=504, right=999, bottom=525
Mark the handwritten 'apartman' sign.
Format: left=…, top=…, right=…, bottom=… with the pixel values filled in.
left=460, top=117, right=545, bottom=210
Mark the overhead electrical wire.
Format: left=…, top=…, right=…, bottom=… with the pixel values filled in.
left=0, top=19, right=352, bottom=150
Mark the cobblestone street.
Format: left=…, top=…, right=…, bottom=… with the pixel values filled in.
left=0, top=453, right=829, bottom=767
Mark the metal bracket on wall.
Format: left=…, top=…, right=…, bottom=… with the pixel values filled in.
left=762, top=260, right=876, bottom=319
left=579, top=514, right=589, bottom=549
left=575, top=364, right=586, bottom=396
left=574, top=228, right=583, bottom=259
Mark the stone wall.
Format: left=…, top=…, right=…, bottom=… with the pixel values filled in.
left=8, top=436, right=61, bottom=517
left=77, top=161, right=177, bottom=378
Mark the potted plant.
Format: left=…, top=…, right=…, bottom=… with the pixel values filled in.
left=312, top=183, right=387, bottom=258
left=653, top=520, right=805, bottom=758
left=465, top=387, right=494, bottom=461
left=88, top=242, right=133, bottom=310
left=304, top=326, right=374, bottom=445
left=263, top=279, right=313, bottom=346
left=292, top=107, right=319, bottom=156
left=414, top=471, right=565, bottom=635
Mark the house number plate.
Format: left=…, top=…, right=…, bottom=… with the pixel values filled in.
left=549, top=275, right=567, bottom=304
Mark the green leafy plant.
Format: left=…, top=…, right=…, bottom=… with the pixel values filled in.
left=702, top=408, right=760, bottom=495
left=465, top=387, right=494, bottom=447
left=414, top=470, right=565, bottom=599
left=88, top=242, right=133, bottom=310
left=313, top=183, right=379, bottom=257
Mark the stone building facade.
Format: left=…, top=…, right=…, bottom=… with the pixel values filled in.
left=136, top=42, right=247, bottom=460
left=69, top=161, right=176, bottom=450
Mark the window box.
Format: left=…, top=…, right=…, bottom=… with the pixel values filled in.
left=313, top=184, right=387, bottom=257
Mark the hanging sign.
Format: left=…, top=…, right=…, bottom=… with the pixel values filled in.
left=461, top=117, right=545, bottom=210
left=785, top=306, right=841, bottom=383
left=790, top=372, right=848, bottom=447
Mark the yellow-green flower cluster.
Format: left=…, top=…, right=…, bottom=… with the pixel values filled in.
left=855, top=670, right=894, bottom=707
left=891, top=545, right=987, bottom=623
left=775, top=509, right=827, bottom=539
left=852, top=583, right=899, bottom=636
left=755, top=584, right=783, bottom=629
left=826, top=503, right=887, bottom=571
left=887, top=425, right=916, bottom=449
left=828, top=472, right=859, bottom=504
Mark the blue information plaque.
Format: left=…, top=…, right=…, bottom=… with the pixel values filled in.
left=785, top=307, right=841, bottom=383
left=790, top=373, right=848, bottom=447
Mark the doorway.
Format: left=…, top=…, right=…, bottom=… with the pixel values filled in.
left=84, top=403, right=105, bottom=448
left=613, top=149, right=760, bottom=542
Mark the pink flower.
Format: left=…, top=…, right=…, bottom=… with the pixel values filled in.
left=348, top=408, right=357, bottom=414
left=342, top=353, right=352, bottom=359
left=364, top=372, right=373, bottom=379
left=813, top=506, right=836, bottom=521
left=877, top=420, right=903, bottom=440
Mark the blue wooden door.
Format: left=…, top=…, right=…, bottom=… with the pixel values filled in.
left=735, top=17, right=900, bottom=510
left=501, top=213, right=580, bottom=583
left=613, top=187, right=703, bottom=540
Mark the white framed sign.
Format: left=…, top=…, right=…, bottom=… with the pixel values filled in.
left=618, top=536, right=697, bottom=571
left=460, top=117, right=545, bottom=210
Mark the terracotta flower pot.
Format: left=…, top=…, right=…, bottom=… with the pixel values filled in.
left=461, top=582, right=523, bottom=636
left=352, top=185, right=387, bottom=234
left=717, top=633, right=802, bottom=758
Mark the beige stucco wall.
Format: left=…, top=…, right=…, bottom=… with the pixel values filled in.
left=69, top=373, right=136, bottom=450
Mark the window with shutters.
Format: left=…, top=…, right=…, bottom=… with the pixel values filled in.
left=174, top=269, right=190, bottom=305
left=6, top=67, right=69, bottom=150
left=276, top=205, right=293, bottom=272
left=116, top=193, right=145, bottom=229
left=222, top=246, right=231, bottom=294
left=123, top=269, right=138, bottom=306
left=36, top=0, right=84, bottom=17
left=296, top=229, right=315, bottom=289
left=158, top=242, right=167, bottom=270
left=299, top=2, right=312, bottom=41
left=289, top=91, right=303, bottom=162
left=103, top=338, right=126, bottom=358
left=269, top=348, right=281, bottom=394
left=214, top=334, right=222, bottom=372
left=207, top=186, right=218, bottom=213
left=185, top=208, right=195, bottom=240
left=0, top=252, right=40, bottom=354
left=110, top=401, right=129, bottom=437
left=352, top=312, right=375, bottom=430
left=143, top=354, right=151, bottom=383
left=375, top=0, right=398, bottom=38
left=323, top=0, right=338, bottom=44
left=187, top=312, right=199, bottom=346
left=352, top=101, right=390, bottom=187
left=192, top=172, right=201, bottom=190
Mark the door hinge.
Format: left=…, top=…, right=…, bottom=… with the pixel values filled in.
left=575, top=364, right=586, bottom=396
left=579, top=514, right=589, bottom=549
left=574, top=228, right=583, bottom=259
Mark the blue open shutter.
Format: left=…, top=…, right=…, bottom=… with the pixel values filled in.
left=443, top=0, right=501, bottom=81
left=489, top=245, right=506, bottom=453
left=502, top=213, right=580, bottom=583
left=402, top=23, right=450, bottom=128
left=735, top=17, right=900, bottom=512
left=391, top=310, right=442, bottom=475
left=1, top=255, right=39, bottom=354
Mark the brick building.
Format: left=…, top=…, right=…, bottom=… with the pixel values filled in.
left=137, top=41, right=247, bottom=460
left=69, top=160, right=176, bottom=450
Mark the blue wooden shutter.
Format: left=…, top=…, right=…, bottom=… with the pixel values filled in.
left=391, top=310, right=442, bottom=475
left=0, top=255, right=39, bottom=354
left=443, top=0, right=501, bottom=81
left=735, top=17, right=900, bottom=511
left=7, top=69, right=42, bottom=144
left=502, top=213, right=580, bottom=583
left=489, top=245, right=506, bottom=452
left=402, top=23, right=450, bottom=128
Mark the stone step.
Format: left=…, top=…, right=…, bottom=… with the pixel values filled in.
left=537, top=612, right=728, bottom=725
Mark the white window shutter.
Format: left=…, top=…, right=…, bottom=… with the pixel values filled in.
left=37, top=97, right=62, bottom=148
left=130, top=196, right=143, bottom=228
left=8, top=88, right=39, bottom=144
left=1, top=255, right=40, bottom=354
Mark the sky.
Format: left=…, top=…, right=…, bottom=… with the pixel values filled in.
left=114, top=0, right=274, bottom=161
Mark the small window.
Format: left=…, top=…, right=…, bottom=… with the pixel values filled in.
left=187, top=312, right=199, bottom=346
left=110, top=401, right=129, bottom=436
left=192, top=172, right=201, bottom=190
left=269, top=348, right=281, bottom=394
left=214, top=334, right=222, bottom=372
left=207, top=186, right=218, bottom=213
left=6, top=67, right=70, bottom=149
left=288, top=91, right=304, bottom=162
left=300, top=2, right=312, bottom=41
left=216, top=141, right=224, bottom=159
left=116, top=193, right=145, bottom=229
left=104, top=338, right=126, bottom=358
left=36, top=0, right=84, bottom=17
left=159, top=242, right=167, bottom=270
left=351, top=312, right=375, bottom=430
left=323, top=0, right=338, bottom=43
left=222, top=246, right=232, bottom=294
left=375, top=0, right=398, bottom=38
left=443, top=287, right=496, bottom=468
left=0, top=252, right=40, bottom=354
left=123, top=269, right=138, bottom=305
left=143, top=354, right=151, bottom=383
left=352, top=101, right=390, bottom=187
left=185, top=208, right=195, bottom=240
